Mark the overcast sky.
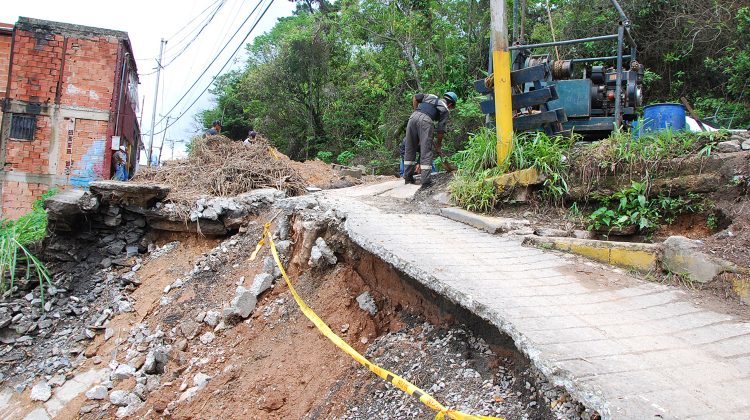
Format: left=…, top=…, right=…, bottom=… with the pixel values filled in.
left=0, top=0, right=296, bottom=161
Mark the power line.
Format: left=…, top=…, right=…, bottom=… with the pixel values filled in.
left=137, top=0, right=226, bottom=75
left=145, top=0, right=270, bottom=132
left=161, top=0, right=226, bottom=66
left=149, top=0, right=276, bottom=136
left=166, top=0, right=225, bottom=43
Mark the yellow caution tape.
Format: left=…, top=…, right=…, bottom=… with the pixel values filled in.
left=252, top=223, right=505, bottom=420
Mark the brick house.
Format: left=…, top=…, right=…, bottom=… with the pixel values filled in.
left=0, top=17, right=140, bottom=219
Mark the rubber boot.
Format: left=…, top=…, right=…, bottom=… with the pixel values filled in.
left=403, top=164, right=416, bottom=184
left=419, top=165, right=433, bottom=189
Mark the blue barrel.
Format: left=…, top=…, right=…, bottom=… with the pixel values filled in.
left=640, top=103, right=686, bottom=134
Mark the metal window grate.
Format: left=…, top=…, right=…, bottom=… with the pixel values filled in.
left=10, top=114, right=37, bottom=140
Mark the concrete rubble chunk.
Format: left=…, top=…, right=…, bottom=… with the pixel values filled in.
left=111, top=364, right=136, bottom=380
left=356, top=292, right=378, bottom=316
left=742, top=139, right=750, bottom=151
left=193, top=372, right=211, bottom=388
left=250, top=273, right=274, bottom=297
left=85, top=385, right=108, bottom=400
left=662, top=236, right=744, bottom=283
left=203, top=310, right=221, bottom=327
left=199, top=331, right=215, bottom=345
left=109, top=389, right=131, bottom=406
left=309, top=237, right=337, bottom=268
left=89, top=181, right=170, bottom=207
left=30, top=381, right=52, bottom=401
left=144, top=346, right=169, bottom=374
left=439, top=207, right=530, bottom=234
left=534, top=228, right=570, bottom=237
left=716, top=139, right=741, bottom=153
left=224, top=286, right=257, bottom=319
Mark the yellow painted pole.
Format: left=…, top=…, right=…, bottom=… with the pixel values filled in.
left=490, top=0, right=514, bottom=166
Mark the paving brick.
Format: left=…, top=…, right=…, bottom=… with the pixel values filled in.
left=318, top=187, right=750, bottom=418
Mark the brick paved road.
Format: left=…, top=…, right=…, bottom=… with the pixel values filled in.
left=321, top=181, right=750, bottom=419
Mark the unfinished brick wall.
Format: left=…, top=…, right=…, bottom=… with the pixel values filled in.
left=0, top=27, right=11, bottom=127
left=1, top=18, right=133, bottom=218
left=1, top=180, right=47, bottom=219
left=68, top=119, right=108, bottom=187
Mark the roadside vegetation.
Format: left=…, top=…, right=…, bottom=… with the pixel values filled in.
left=0, top=190, right=55, bottom=305
left=199, top=1, right=749, bottom=172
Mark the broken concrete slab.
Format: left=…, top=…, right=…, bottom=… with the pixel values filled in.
left=523, top=236, right=660, bottom=272
left=662, top=236, right=747, bottom=283
left=439, top=207, right=530, bottom=234
left=249, top=273, right=274, bottom=297
left=89, top=181, right=170, bottom=207
left=224, top=286, right=257, bottom=319
left=309, top=237, right=337, bottom=268
left=146, top=217, right=227, bottom=236
left=492, top=167, right=545, bottom=192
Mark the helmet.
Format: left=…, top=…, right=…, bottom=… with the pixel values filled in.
left=119, top=145, right=126, bottom=151
left=443, top=91, right=458, bottom=105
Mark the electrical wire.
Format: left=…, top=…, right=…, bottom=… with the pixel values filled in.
left=161, top=0, right=226, bottom=66
left=137, top=0, right=226, bottom=76
left=148, top=0, right=276, bottom=136
left=145, top=0, right=270, bottom=133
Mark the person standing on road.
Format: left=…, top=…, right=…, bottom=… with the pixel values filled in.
left=113, top=146, right=128, bottom=181
left=403, top=92, right=457, bottom=188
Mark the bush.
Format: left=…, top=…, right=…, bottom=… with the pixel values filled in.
left=336, top=150, right=355, bottom=166
left=316, top=151, right=333, bottom=164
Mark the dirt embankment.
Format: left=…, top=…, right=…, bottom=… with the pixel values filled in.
left=1, top=208, right=592, bottom=419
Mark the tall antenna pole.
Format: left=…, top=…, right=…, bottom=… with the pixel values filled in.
left=148, top=38, right=166, bottom=167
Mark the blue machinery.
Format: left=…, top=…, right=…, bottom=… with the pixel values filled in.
left=477, top=0, right=643, bottom=138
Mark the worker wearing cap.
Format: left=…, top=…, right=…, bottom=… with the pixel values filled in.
left=206, top=120, right=222, bottom=136
left=113, top=145, right=128, bottom=181
left=403, top=92, right=457, bottom=188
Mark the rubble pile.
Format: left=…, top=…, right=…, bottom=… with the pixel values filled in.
left=335, top=322, right=592, bottom=419
left=133, top=136, right=309, bottom=205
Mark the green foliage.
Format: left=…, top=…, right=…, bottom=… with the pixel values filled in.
left=449, top=128, right=573, bottom=211
left=510, top=132, right=573, bottom=201
left=336, top=150, right=355, bottom=166
left=316, top=151, right=333, bottom=163
left=0, top=189, right=56, bottom=306
left=706, top=213, right=718, bottom=230
left=588, top=181, right=658, bottom=232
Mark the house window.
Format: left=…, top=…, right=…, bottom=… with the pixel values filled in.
left=10, top=114, right=37, bottom=141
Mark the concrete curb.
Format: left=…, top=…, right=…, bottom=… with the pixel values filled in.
left=523, top=236, right=661, bottom=272
left=438, top=207, right=530, bottom=234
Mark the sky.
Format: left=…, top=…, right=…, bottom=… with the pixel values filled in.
left=0, top=0, right=297, bottom=161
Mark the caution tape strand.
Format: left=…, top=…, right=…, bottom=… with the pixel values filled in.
left=252, top=223, right=505, bottom=420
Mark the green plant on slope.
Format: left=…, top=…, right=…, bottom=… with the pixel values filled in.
left=337, top=150, right=355, bottom=166
left=0, top=189, right=56, bottom=307
left=510, top=131, right=573, bottom=201
left=588, top=181, right=659, bottom=232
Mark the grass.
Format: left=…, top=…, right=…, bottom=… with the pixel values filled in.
left=0, top=189, right=56, bottom=307
left=448, top=128, right=573, bottom=212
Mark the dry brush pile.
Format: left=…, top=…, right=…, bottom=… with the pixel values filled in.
left=134, top=136, right=308, bottom=206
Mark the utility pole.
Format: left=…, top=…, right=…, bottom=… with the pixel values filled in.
left=148, top=38, right=166, bottom=167
left=157, top=116, right=170, bottom=166
left=490, top=0, right=513, bottom=166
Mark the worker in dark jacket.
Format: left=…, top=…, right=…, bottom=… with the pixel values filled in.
left=403, top=92, right=457, bottom=188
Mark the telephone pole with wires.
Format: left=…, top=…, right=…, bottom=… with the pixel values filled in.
left=148, top=38, right=167, bottom=166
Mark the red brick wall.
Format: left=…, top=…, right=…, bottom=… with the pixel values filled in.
left=0, top=30, right=11, bottom=96
left=61, top=37, right=119, bottom=109
left=1, top=180, right=47, bottom=220
left=2, top=24, right=124, bottom=217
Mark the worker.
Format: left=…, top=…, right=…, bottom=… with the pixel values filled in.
left=205, top=120, right=222, bottom=136
left=403, top=92, right=457, bottom=188
left=113, top=145, right=128, bottom=181
left=243, top=128, right=257, bottom=146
